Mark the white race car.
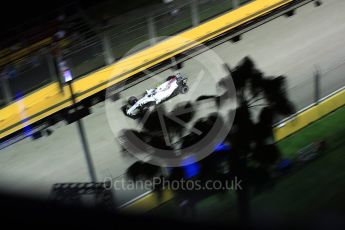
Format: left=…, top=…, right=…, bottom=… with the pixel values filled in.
left=122, top=73, right=189, bottom=118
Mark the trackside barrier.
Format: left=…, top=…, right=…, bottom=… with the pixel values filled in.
left=120, top=87, right=345, bottom=213
left=121, top=190, right=174, bottom=214
left=274, top=87, right=345, bottom=141
left=0, top=0, right=294, bottom=139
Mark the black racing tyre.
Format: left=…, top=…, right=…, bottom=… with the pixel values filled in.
left=140, top=105, right=149, bottom=114
left=128, top=96, right=138, bottom=105
left=180, top=85, right=189, bottom=94
left=121, top=105, right=129, bottom=116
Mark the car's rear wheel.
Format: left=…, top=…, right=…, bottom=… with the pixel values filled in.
left=180, top=85, right=189, bottom=94
left=128, top=96, right=138, bottom=105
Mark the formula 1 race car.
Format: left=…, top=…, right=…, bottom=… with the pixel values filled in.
left=122, top=73, right=189, bottom=118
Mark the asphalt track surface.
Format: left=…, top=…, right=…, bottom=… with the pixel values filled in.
left=0, top=0, right=345, bottom=207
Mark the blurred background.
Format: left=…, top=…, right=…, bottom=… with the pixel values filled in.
left=0, top=0, right=345, bottom=228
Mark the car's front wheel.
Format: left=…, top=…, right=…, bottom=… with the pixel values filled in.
left=128, top=96, right=138, bottom=105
